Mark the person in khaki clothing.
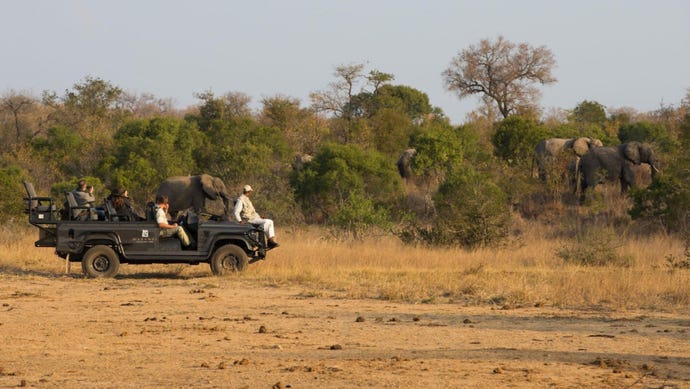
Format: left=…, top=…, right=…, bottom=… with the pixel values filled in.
left=155, top=195, right=192, bottom=248
left=233, top=185, right=279, bottom=249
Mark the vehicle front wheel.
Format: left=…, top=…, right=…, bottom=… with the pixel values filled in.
left=82, top=245, right=120, bottom=278
left=210, top=244, right=248, bottom=276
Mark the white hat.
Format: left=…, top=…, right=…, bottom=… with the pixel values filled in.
left=243, top=184, right=253, bottom=193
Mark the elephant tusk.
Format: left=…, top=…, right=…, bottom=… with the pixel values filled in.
left=652, top=165, right=660, bottom=173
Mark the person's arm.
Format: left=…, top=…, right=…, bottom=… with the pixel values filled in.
left=233, top=198, right=243, bottom=222
left=156, top=208, right=177, bottom=229
left=86, top=194, right=96, bottom=204
left=72, top=191, right=90, bottom=207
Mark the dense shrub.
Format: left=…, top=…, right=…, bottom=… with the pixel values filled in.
left=98, top=117, right=201, bottom=200
left=629, top=174, right=690, bottom=233
left=0, top=165, right=29, bottom=216
left=556, top=227, right=633, bottom=267
left=618, top=120, right=678, bottom=152
left=328, top=191, right=393, bottom=240
left=492, top=116, right=548, bottom=168
left=431, top=166, right=510, bottom=248
left=629, top=113, right=690, bottom=233
left=292, top=143, right=402, bottom=229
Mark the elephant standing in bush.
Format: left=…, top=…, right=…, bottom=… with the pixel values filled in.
left=156, top=174, right=233, bottom=218
left=534, top=137, right=603, bottom=180
left=579, top=141, right=659, bottom=201
left=396, top=148, right=417, bottom=179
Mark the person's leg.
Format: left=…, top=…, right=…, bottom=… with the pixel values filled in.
left=176, top=226, right=191, bottom=246
left=263, top=219, right=275, bottom=238
left=249, top=218, right=279, bottom=248
left=160, top=228, right=176, bottom=238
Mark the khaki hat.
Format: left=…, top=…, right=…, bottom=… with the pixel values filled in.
left=243, top=185, right=253, bottom=193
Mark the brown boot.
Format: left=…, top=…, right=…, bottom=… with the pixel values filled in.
left=267, top=238, right=280, bottom=249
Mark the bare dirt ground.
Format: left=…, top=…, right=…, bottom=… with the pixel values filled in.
left=1, top=271, right=689, bottom=389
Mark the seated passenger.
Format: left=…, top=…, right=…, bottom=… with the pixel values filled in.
left=72, top=180, right=96, bottom=207
left=233, top=184, right=279, bottom=249
left=107, top=188, right=145, bottom=221
left=72, top=180, right=105, bottom=220
left=155, top=195, right=192, bottom=248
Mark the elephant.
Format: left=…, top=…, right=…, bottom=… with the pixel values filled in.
left=292, top=153, right=313, bottom=172
left=534, top=137, right=603, bottom=180
left=578, top=141, right=659, bottom=201
left=396, top=148, right=417, bottom=179
left=155, top=174, right=233, bottom=219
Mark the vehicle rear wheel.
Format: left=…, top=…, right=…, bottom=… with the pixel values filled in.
left=210, top=244, right=248, bottom=276
left=82, top=245, right=120, bottom=278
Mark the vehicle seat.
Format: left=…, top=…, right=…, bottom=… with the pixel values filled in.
left=64, top=191, right=95, bottom=221
left=145, top=202, right=157, bottom=221
left=23, top=181, right=54, bottom=211
left=23, top=181, right=57, bottom=222
left=103, top=199, right=118, bottom=221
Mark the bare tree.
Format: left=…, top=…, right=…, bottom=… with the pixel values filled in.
left=117, top=92, right=176, bottom=118
left=309, top=63, right=366, bottom=120
left=259, top=94, right=329, bottom=154
left=443, top=36, right=557, bottom=119
left=222, top=91, right=253, bottom=119
left=1, top=91, right=36, bottom=144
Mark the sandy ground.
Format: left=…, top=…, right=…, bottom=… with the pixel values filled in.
left=1, top=270, right=689, bottom=389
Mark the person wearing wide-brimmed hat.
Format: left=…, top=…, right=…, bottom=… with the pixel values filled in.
left=108, top=187, right=144, bottom=221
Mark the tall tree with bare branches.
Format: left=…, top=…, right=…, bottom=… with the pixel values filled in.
left=443, top=36, right=557, bottom=119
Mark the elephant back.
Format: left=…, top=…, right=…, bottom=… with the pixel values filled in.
left=155, top=175, right=199, bottom=217
left=156, top=174, right=231, bottom=218
left=537, top=138, right=571, bottom=157
left=571, top=137, right=602, bottom=157
left=621, top=141, right=642, bottom=164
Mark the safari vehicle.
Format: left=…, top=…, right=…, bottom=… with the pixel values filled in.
left=23, top=181, right=268, bottom=278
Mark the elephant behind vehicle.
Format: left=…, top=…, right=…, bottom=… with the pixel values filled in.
left=578, top=141, right=659, bottom=202
left=155, top=174, right=233, bottom=219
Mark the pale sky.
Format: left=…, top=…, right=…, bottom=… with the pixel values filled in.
left=3, top=0, right=689, bottom=124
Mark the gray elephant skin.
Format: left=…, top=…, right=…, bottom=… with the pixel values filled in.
left=396, top=148, right=417, bottom=179
left=579, top=141, right=659, bottom=200
left=156, top=174, right=233, bottom=218
left=534, top=137, right=603, bottom=180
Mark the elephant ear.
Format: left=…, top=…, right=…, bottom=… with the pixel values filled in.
left=571, top=137, right=590, bottom=156
left=200, top=174, right=219, bottom=200
left=623, top=142, right=641, bottom=164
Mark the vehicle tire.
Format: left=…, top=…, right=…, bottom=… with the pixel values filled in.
left=82, top=245, right=120, bottom=278
left=210, top=244, right=248, bottom=276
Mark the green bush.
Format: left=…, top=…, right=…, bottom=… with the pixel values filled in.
left=51, top=176, right=105, bottom=202
left=98, top=117, right=202, bottom=200
left=629, top=175, right=690, bottom=233
left=0, top=165, right=28, bottom=217
left=292, top=143, right=402, bottom=228
left=431, top=166, right=510, bottom=248
left=618, top=120, right=678, bottom=152
left=556, top=227, right=633, bottom=267
left=328, top=192, right=393, bottom=240
left=492, top=116, right=548, bottom=168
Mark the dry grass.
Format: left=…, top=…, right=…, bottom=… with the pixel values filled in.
left=2, top=222, right=689, bottom=313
